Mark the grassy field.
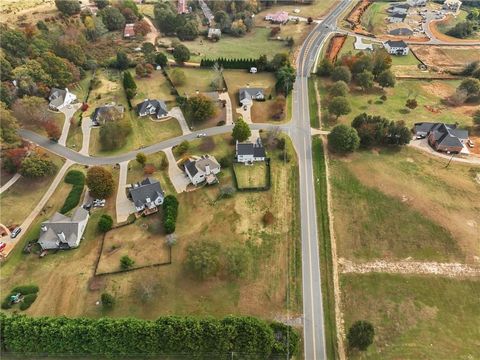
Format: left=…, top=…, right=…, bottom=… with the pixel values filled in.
left=161, top=28, right=290, bottom=63
left=309, top=78, right=320, bottom=128
left=0, top=151, right=65, bottom=228
left=317, top=78, right=476, bottom=129
left=312, top=137, right=338, bottom=360
left=256, top=0, right=338, bottom=19
left=434, top=9, right=480, bottom=40
left=1, top=133, right=302, bottom=321
left=341, top=274, right=480, bottom=359
left=330, top=146, right=480, bottom=262
left=96, top=215, right=171, bottom=274
left=360, top=2, right=389, bottom=35
left=129, top=69, right=177, bottom=106
left=233, top=162, right=269, bottom=188
left=166, top=67, right=218, bottom=96
left=411, top=45, right=480, bottom=71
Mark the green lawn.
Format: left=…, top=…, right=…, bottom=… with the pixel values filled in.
left=309, top=78, right=319, bottom=128
left=317, top=78, right=473, bottom=129
left=233, top=162, right=269, bottom=188
left=360, top=2, right=389, bottom=35
left=129, top=69, right=177, bottom=106
left=341, top=274, right=480, bottom=359
left=127, top=151, right=175, bottom=195
left=71, top=70, right=93, bottom=102
left=166, top=67, right=218, bottom=97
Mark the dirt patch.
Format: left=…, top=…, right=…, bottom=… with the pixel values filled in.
left=420, top=82, right=453, bottom=99
left=326, top=35, right=347, bottom=63
left=346, top=0, right=373, bottom=35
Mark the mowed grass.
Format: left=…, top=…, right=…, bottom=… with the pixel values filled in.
left=233, top=162, right=269, bottom=188
left=0, top=151, right=65, bottom=228
left=129, top=69, right=176, bottom=106
left=341, top=274, right=480, bottom=359
left=360, top=2, right=389, bottom=35
left=317, top=78, right=475, bottom=129
left=331, top=146, right=480, bottom=261
left=166, top=67, right=217, bottom=96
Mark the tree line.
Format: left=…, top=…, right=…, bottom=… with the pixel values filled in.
left=0, top=314, right=299, bottom=358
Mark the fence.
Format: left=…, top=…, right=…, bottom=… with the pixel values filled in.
left=232, top=158, right=271, bottom=192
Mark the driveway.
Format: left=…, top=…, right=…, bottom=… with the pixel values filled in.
left=218, top=92, right=233, bottom=125
left=236, top=103, right=252, bottom=124
left=168, top=107, right=191, bottom=135
left=409, top=139, right=480, bottom=165
left=115, top=161, right=136, bottom=223
left=58, top=103, right=81, bottom=146
left=143, top=16, right=159, bottom=46
left=0, top=173, right=21, bottom=194
left=79, top=116, right=92, bottom=156
left=164, top=147, right=190, bottom=193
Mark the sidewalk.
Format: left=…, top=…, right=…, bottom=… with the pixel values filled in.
left=0, top=173, right=21, bottom=195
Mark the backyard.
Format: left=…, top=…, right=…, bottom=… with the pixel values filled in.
left=341, top=274, right=480, bottom=359
left=330, top=146, right=480, bottom=262
left=129, top=69, right=177, bottom=106
left=233, top=162, right=269, bottom=188
left=166, top=67, right=219, bottom=96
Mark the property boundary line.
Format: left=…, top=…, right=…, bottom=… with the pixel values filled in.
left=231, top=158, right=271, bottom=192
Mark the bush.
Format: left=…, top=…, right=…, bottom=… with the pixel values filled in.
left=60, top=171, right=85, bottom=214
left=347, top=320, right=375, bottom=351
left=163, top=195, right=179, bottom=234
left=19, top=293, right=37, bottom=311
left=101, top=293, right=115, bottom=309
left=98, top=214, right=113, bottom=232
left=219, top=156, right=232, bottom=168
left=380, top=95, right=387, bottom=101
left=1, top=297, right=12, bottom=309
left=64, top=170, right=85, bottom=185
left=120, top=255, right=135, bottom=270
left=263, top=211, right=274, bottom=226
left=327, top=124, right=360, bottom=153
left=11, top=285, right=39, bottom=295
left=175, top=141, right=190, bottom=156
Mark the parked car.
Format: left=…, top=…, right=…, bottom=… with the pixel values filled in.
left=93, top=199, right=106, bottom=208
left=467, top=139, right=474, bottom=148
left=10, top=227, right=21, bottom=238
left=82, top=203, right=92, bottom=210
left=0, top=242, right=6, bottom=252
left=196, top=133, right=207, bottom=138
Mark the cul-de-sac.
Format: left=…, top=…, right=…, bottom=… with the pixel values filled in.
left=0, top=0, right=479, bottom=358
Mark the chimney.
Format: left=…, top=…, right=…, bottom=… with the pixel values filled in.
left=41, top=225, right=47, bottom=232
left=205, top=165, right=211, bottom=175
left=57, top=232, right=66, bottom=243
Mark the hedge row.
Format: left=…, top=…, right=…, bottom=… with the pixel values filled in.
left=0, top=314, right=299, bottom=358
left=60, top=170, right=85, bottom=214
left=163, top=195, right=179, bottom=234
left=200, top=57, right=263, bottom=70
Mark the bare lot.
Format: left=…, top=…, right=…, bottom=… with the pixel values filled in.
left=233, top=162, right=269, bottom=188
left=411, top=45, right=480, bottom=71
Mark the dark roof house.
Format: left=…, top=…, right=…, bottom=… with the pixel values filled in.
left=128, top=177, right=165, bottom=213
left=239, top=88, right=265, bottom=106
left=92, top=104, right=125, bottom=125
left=236, top=138, right=266, bottom=162
left=414, top=122, right=469, bottom=153
left=137, top=99, right=169, bottom=119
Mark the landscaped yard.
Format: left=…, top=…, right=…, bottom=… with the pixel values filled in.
left=166, top=67, right=218, bottom=96
left=129, top=69, right=177, bottom=106
left=330, top=146, right=480, bottom=262
left=127, top=151, right=175, bottom=195
left=233, top=162, right=269, bottom=188
left=341, top=274, right=480, bottom=359
left=317, top=78, right=476, bottom=129
left=96, top=215, right=171, bottom=274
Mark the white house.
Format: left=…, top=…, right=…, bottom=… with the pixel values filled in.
left=443, top=0, right=462, bottom=13
left=384, top=40, right=409, bottom=55
left=48, top=88, right=77, bottom=111
left=407, top=0, right=427, bottom=7
left=236, top=138, right=266, bottom=163
left=136, top=99, right=169, bottom=119
left=239, top=88, right=265, bottom=107
left=207, top=28, right=221, bottom=40
left=38, top=207, right=89, bottom=250
left=184, top=155, right=221, bottom=185
left=128, top=177, right=164, bottom=214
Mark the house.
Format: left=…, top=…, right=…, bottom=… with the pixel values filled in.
left=265, top=11, right=289, bottom=24
left=443, top=0, right=462, bottom=13
left=48, top=88, right=77, bottom=111
left=124, top=23, right=135, bottom=38
left=92, top=104, right=125, bottom=125
left=414, top=122, right=469, bottom=153
left=383, top=40, right=409, bottom=55
left=128, top=177, right=164, bottom=214
left=137, top=99, right=169, bottom=119
left=184, top=155, right=221, bottom=185
left=407, top=0, right=427, bottom=6
left=388, top=24, right=414, bottom=36
left=207, top=28, right=221, bottom=40
left=388, top=3, right=410, bottom=14
left=387, top=12, right=407, bottom=23
left=239, top=88, right=265, bottom=107
left=38, top=207, right=89, bottom=250
left=236, top=138, right=266, bottom=163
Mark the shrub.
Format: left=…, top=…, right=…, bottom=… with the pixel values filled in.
left=86, top=167, right=115, bottom=199
left=219, top=156, right=232, bottom=168
left=263, top=211, right=274, bottom=226
left=98, top=214, right=113, bottom=232
left=175, top=141, right=190, bottom=156
left=64, top=170, right=85, bottom=185
left=144, top=164, right=155, bottom=174
left=60, top=183, right=84, bottom=214
left=19, top=293, right=37, bottom=311
left=163, top=195, right=179, bottom=234
left=347, top=320, right=375, bottom=351
left=101, top=293, right=115, bottom=309
left=11, top=285, right=39, bottom=295
left=380, top=95, right=387, bottom=101
left=120, top=255, right=135, bottom=270
left=405, top=98, right=418, bottom=109
left=1, top=297, right=12, bottom=309
left=327, top=124, right=360, bottom=153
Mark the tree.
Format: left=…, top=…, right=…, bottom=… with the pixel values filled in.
left=86, top=166, right=115, bottom=199
left=0, top=28, right=28, bottom=59
left=12, top=96, right=50, bottom=126
left=226, top=246, right=251, bottom=279
left=185, top=240, right=221, bottom=280
left=372, top=49, right=392, bottom=77
left=55, top=0, right=80, bottom=16
left=185, top=94, right=216, bottom=125
left=100, top=121, right=132, bottom=149
left=95, top=0, right=110, bottom=9
left=327, top=124, right=360, bottom=153
left=116, top=51, right=130, bottom=70
left=275, top=65, right=295, bottom=95
left=19, top=155, right=57, bottom=178
left=230, top=19, right=247, bottom=36
left=135, top=63, right=148, bottom=78
left=356, top=70, right=374, bottom=91
left=175, top=140, right=190, bottom=156
left=328, top=96, right=351, bottom=119
left=214, top=10, right=231, bottom=31
left=120, top=255, right=135, bottom=270
left=232, top=117, right=251, bottom=142
left=163, top=194, right=179, bottom=234
left=122, top=7, right=138, bottom=23
left=330, top=81, right=349, bottom=97
left=3, top=148, right=28, bottom=173
left=447, top=21, right=474, bottom=38
left=263, top=211, right=275, bottom=226
left=352, top=113, right=410, bottom=146
left=43, top=120, right=61, bottom=141
left=347, top=320, right=374, bottom=351
left=173, top=44, right=190, bottom=63
left=0, top=82, right=17, bottom=107
left=155, top=52, right=168, bottom=67
left=136, top=152, right=147, bottom=166
left=134, top=19, right=151, bottom=36
left=0, top=56, right=12, bottom=81
left=405, top=99, right=418, bottom=110
left=54, top=41, right=86, bottom=66
left=123, top=71, right=137, bottom=99
left=177, top=21, right=199, bottom=41
left=270, top=53, right=290, bottom=71
left=170, top=68, right=186, bottom=86
left=473, top=109, right=480, bottom=125
left=458, top=78, right=480, bottom=97
left=317, top=58, right=334, bottom=76
left=98, top=214, right=113, bottom=232
left=0, top=104, right=20, bottom=146
left=352, top=55, right=373, bottom=75
left=100, top=6, right=126, bottom=31
left=377, top=69, right=396, bottom=89
left=332, top=65, right=352, bottom=83
left=101, top=293, right=115, bottom=309
left=39, top=52, right=75, bottom=88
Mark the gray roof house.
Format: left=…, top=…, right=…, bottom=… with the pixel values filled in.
left=137, top=99, right=169, bottom=119
left=48, top=88, right=77, bottom=111
left=414, top=122, right=469, bottom=153
left=92, top=104, right=125, bottom=125
left=38, top=207, right=90, bottom=250
left=239, top=88, right=265, bottom=106
left=384, top=40, right=409, bottom=55
left=184, top=155, right=221, bottom=185
left=207, top=28, right=221, bottom=40
left=387, top=12, right=407, bottom=23
left=236, top=138, right=266, bottom=163
left=128, top=177, right=165, bottom=214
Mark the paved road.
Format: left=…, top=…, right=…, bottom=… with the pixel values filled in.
left=0, top=173, right=21, bottom=195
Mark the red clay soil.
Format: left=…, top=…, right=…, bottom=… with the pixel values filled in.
left=326, top=35, right=347, bottom=62
left=346, top=0, right=372, bottom=34
left=429, top=17, right=480, bottom=43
